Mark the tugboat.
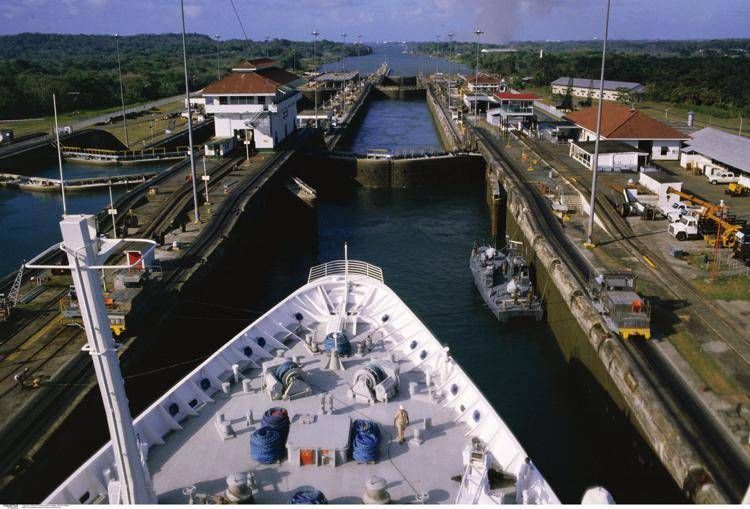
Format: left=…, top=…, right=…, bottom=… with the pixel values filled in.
left=470, top=240, right=543, bottom=322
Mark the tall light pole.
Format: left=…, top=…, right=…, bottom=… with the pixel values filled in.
left=215, top=34, right=221, bottom=80
left=357, top=34, right=362, bottom=78
left=435, top=34, right=441, bottom=75
left=474, top=28, right=484, bottom=124
left=114, top=33, right=129, bottom=147
left=180, top=0, right=200, bottom=223
left=52, top=93, right=67, bottom=216
left=312, top=30, right=320, bottom=129
left=340, top=33, right=347, bottom=72
left=447, top=32, right=454, bottom=110
left=265, top=36, right=270, bottom=58
left=585, top=0, right=612, bottom=247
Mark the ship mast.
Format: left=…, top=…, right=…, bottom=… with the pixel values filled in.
left=58, top=216, right=153, bottom=503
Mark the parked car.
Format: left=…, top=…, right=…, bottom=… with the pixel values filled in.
left=704, top=164, right=738, bottom=185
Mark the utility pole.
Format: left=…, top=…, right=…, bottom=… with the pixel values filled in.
left=474, top=28, right=484, bottom=125
left=180, top=0, right=200, bottom=223
left=114, top=33, right=129, bottom=148
left=108, top=181, right=117, bottom=239
left=52, top=93, right=67, bottom=216
left=585, top=0, right=612, bottom=247
left=739, top=116, right=743, bottom=137
left=312, top=30, right=320, bottom=129
left=435, top=34, right=440, bottom=76
left=357, top=34, right=362, bottom=80
left=215, top=34, right=221, bottom=80
left=265, top=36, right=270, bottom=58
left=341, top=33, right=347, bottom=72
left=448, top=32, right=454, bottom=110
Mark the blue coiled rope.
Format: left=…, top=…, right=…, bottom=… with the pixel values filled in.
left=288, top=489, right=328, bottom=504
left=323, top=332, right=351, bottom=356
left=275, top=360, right=297, bottom=381
left=262, top=407, right=291, bottom=442
left=351, top=419, right=380, bottom=463
left=250, top=426, right=284, bottom=464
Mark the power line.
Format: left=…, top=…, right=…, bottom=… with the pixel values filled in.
left=229, top=0, right=251, bottom=52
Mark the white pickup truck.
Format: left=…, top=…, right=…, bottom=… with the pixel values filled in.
left=668, top=213, right=700, bottom=241
left=661, top=201, right=701, bottom=222
left=704, top=165, right=738, bottom=185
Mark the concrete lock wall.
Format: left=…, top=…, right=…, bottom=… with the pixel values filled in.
left=484, top=153, right=727, bottom=504
left=309, top=154, right=484, bottom=189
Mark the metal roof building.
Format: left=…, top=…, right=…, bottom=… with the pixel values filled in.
left=551, top=77, right=645, bottom=93
left=681, top=127, right=750, bottom=174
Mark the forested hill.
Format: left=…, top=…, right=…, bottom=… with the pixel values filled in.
left=0, top=33, right=370, bottom=119
left=416, top=38, right=750, bottom=117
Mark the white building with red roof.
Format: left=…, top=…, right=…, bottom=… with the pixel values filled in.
left=203, top=59, right=305, bottom=151
left=486, top=92, right=539, bottom=130
left=564, top=103, right=688, bottom=161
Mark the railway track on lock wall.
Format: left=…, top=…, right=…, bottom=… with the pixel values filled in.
left=518, top=132, right=750, bottom=368
left=479, top=125, right=748, bottom=500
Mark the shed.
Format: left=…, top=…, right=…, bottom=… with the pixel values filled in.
left=569, top=140, right=647, bottom=172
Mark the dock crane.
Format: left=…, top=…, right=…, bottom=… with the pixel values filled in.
left=665, top=187, right=746, bottom=248
left=0, top=262, right=25, bottom=321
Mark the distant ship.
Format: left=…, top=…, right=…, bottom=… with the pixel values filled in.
left=470, top=241, right=544, bottom=322
left=43, top=223, right=562, bottom=504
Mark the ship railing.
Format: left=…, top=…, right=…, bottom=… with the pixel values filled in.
left=308, top=259, right=384, bottom=284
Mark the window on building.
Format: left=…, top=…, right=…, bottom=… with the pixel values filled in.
left=219, top=96, right=228, bottom=105
left=660, top=146, right=669, bottom=156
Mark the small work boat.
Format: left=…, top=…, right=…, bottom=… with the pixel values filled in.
left=469, top=240, right=543, bottom=322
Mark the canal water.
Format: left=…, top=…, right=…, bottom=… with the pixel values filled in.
left=0, top=161, right=172, bottom=276
left=320, top=42, right=472, bottom=77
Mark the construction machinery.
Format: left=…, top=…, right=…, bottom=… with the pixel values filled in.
left=0, top=262, right=25, bottom=321
left=725, top=181, right=749, bottom=197
left=665, top=187, right=747, bottom=248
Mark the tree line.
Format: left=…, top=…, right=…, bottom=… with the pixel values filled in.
left=414, top=39, right=750, bottom=117
left=0, top=33, right=371, bottom=119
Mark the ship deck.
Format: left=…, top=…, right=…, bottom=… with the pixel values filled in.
left=44, top=266, right=558, bottom=505
left=149, top=333, right=465, bottom=504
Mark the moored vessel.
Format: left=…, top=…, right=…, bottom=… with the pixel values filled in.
left=470, top=240, right=543, bottom=322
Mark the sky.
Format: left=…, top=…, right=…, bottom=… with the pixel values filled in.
left=1, top=0, right=749, bottom=43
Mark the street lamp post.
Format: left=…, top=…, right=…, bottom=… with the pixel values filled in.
left=114, top=33, right=129, bottom=147
left=357, top=34, right=362, bottom=80
left=52, top=93, right=67, bottom=216
left=585, top=0, right=612, bottom=247
left=435, top=34, right=440, bottom=76
left=180, top=0, right=200, bottom=224
left=340, top=33, right=347, bottom=72
left=447, top=32, right=454, bottom=110
left=265, top=36, right=270, bottom=58
left=474, top=28, right=484, bottom=124
left=312, top=30, right=320, bottom=129
left=215, top=34, right=221, bottom=80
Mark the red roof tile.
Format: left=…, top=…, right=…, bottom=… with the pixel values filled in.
left=564, top=103, right=688, bottom=140
left=203, top=67, right=300, bottom=94
left=495, top=92, right=539, bottom=100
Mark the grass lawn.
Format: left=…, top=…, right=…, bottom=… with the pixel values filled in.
left=98, top=100, right=187, bottom=146
left=690, top=273, right=750, bottom=300
left=0, top=98, right=184, bottom=140
left=668, top=330, right=744, bottom=399
left=637, top=100, right=747, bottom=138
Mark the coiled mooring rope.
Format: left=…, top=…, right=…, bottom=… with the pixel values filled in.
left=250, top=426, right=284, bottom=464
left=351, top=419, right=380, bottom=463
left=275, top=360, right=298, bottom=381
left=262, top=407, right=291, bottom=442
left=288, top=489, right=328, bottom=504
left=323, top=331, right=351, bottom=356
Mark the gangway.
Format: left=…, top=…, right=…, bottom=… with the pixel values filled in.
left=0, top=262, right=25, bottom=321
